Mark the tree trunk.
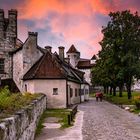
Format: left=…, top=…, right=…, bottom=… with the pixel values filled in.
left=106, top=86, right=109, bottom=94
left=104, top=86, right=106, bottom=94
left=127, top=85, right=132, bottom=99
left=126, top=76, right=132, bottom=99
left=119, top=85, right=123, bottom=97
left=113, top=86, right=116, bottom=96
left=109, top=86, right=112, bottom=95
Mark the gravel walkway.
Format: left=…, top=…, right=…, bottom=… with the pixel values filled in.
left=79, top=98, right=140, bottom=140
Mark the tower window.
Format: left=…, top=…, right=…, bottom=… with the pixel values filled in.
left=0, top=59, right=4, bottom=74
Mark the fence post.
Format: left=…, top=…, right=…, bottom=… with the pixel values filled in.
left=68, top=114, right=71, bottom=125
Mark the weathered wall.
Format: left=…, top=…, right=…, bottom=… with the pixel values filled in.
left=12, top=32, right=43, bottom=92
left=66, top=52, right=80, bottom=68
left=22, top=32, right=43, bottom=75
left=24, top=79, right=67, bottom=108
left=81, top=84, right=89, bottom=101
left=67, top=81, right=81, bottom=105
left=0, top=9, right=17, bottom=79
left=0, top=94, right=47, bottom=140
left=79, top=68, right=91, bottom=85
left=13, top=49, right=23, bottom=91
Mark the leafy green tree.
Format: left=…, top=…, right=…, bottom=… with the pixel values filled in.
left=100, top=10, right=140, bottom=99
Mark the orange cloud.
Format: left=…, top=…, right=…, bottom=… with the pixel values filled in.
left=16, top=0, right=140, bottom=58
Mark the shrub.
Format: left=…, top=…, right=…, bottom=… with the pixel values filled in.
left=134, top=96, right=140, bottom=109
left=0, top=86, right=40, bottom=115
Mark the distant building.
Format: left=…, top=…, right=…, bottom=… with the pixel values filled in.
left=66, top=45, right=96, bottom=94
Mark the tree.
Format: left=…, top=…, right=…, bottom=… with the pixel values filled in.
left=99, top=10, right=140, bottom=99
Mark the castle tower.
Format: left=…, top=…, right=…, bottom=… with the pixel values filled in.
left=66, top=44, right=80, bottom=67
left=0, top=9, right=4, bottom=39
left=0, top=9, right=18, bottom=79
left=6, top=9, right=17, bottom=47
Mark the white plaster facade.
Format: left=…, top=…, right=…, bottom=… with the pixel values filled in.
left=80, top=69, right=91, bottom=85
left=12, top=32, right=43, bottom=92
left=67, top=52, right=80, bottom=68
left=24, top=79, right=81, bottom=108
left=67, top=81, right=81, bottom=105
left=24, top=79, right=67, bottom=108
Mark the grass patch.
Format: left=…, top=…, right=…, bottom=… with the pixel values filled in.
left=105, top=92, right=140, bottom=105
left=133, top=109, right=140, bottom=114
left=36, top=108, right=72, bottom=135
left=89, top=92, right=95, bottom=98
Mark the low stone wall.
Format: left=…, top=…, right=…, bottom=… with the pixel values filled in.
left=0, top=94, right=47, bottom=140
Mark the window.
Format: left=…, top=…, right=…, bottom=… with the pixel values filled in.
left=53, top=88, right=58, bottom=95
left=85, top=89, right=89, bottom=94
left=25, top=84, right=27, bottom=92
left=70, top=88, right=73, bottom=97
left=75, top=88, right=77, bottom=97
left=0, top=59, right=4, bottom=73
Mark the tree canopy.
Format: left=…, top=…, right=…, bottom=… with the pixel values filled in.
left=92, top=10, right=140, bottom=99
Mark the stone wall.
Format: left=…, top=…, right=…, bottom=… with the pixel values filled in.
left=0, top=94, right=47, bottom=140
left=0, top=9, right=17, bottom=79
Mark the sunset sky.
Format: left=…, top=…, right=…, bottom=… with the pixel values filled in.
left=1, top=0, right=140, bottom=58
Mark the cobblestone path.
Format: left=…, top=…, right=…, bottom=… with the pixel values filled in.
left=79, top=98, right=140, bottom=140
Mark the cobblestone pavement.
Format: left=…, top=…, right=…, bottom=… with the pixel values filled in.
left=79, top=98, right=140, bottom=140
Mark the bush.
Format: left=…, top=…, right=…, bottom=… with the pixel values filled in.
left=134, top=96, right=140, bottom=109
left=0, top=86, right=40, bottom=115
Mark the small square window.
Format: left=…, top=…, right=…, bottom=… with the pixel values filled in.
left=53, top=88, right=58, bottom=95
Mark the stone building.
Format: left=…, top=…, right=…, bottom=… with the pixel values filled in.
left=0, top=9, right=90, bottom=108
left=0, top=9, right=18, bottom=79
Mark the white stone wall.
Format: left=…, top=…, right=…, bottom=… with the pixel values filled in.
left=0, top=94, right=46, bottom=140
left=13, top=50, right=24, bottom=91
left=24, top=79, right=67, bottom=108
left=67, top=53, right=80, bottom=67
left=13, top=34, right=43, bottom=92
left=22, top=34, right=43, bottom=75
left=80, top=69, right=91, bottom=85
left=81, top=84, right=89, bottom=102
left=67, top=81, right=81, bottom=105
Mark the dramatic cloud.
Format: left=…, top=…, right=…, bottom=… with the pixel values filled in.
left=0, top=0, right=140, bottom=58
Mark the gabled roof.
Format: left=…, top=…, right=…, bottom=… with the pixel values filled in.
left=23, top=51, right=84, bottom=83
left=91, top=55, right=97, bottom=60
left=23, top=51, right=67, bottom=80
left=66, top=44, right=80, bottom=53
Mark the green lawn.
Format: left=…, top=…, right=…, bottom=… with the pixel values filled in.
left=36, top=108, right=72, bottom=135
left=105, top=92, right=140, bottom=105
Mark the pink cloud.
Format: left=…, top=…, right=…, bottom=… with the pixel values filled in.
left=14, top=0, right=140, bottom=58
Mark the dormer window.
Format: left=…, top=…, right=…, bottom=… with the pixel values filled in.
left=0, top=59, right=4, bottom=74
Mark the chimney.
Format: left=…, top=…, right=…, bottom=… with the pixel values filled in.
left=58, top=46, right=64, bottom=60
left=28, top=32, right=38, bottom=44
left=45, top=46, right=52, bottom=52
left=8, top=9, right=17, bottom=38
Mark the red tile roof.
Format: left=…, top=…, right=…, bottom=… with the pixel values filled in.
left=23, top=51, right=84, bottom=83
left=77, top=60, right=95, bottom=69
